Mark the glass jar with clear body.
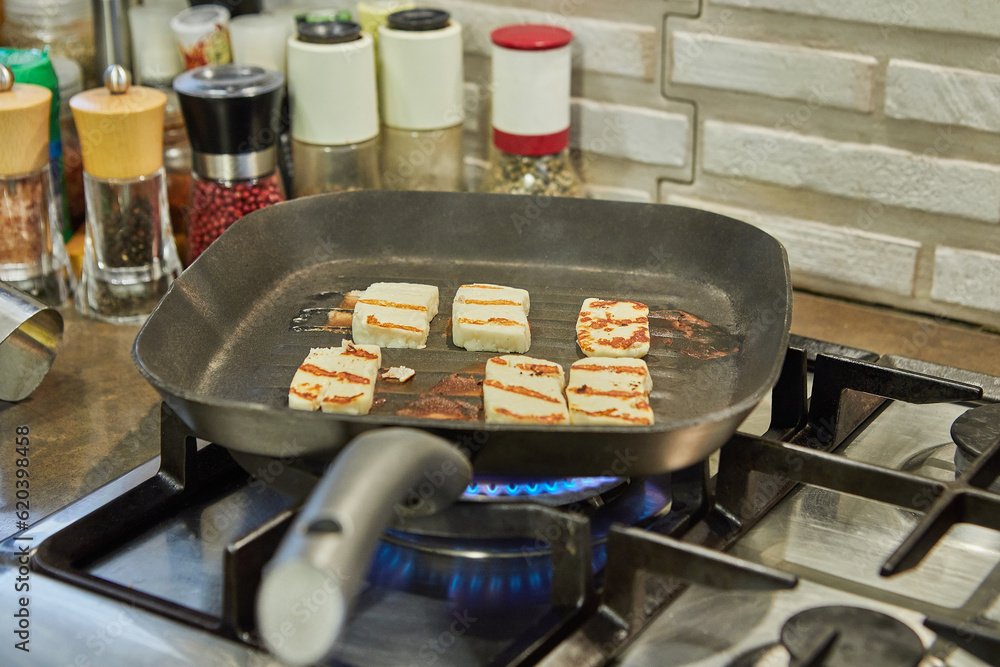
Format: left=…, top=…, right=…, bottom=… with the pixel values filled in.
left=0, top=165, right=74, bottom=304
left=188, top=168, right=285, bottom=261
left=78, top=168, right=182, bottom=323
left=481, top=148, right=584, bottom=198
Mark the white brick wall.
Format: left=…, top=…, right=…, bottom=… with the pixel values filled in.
left=932, top=247, right=1000, bottom=311
left=665, top=195, right=920, bottom=295
left=670, top=32, right=876, bottom=112
left=701, top=121, right=1000, bottom=223
left=886, top=60, right=1000, bottom=134
left=433, top=0, right=657, bottom=80
left=711, top=0, right=1000, bottom=40
left=571, top=99, right=690, bottom=167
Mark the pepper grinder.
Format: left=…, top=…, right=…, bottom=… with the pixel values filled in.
left=0, top=64, right=74, bottom=306
left=71, top=65, right=182, bottom=324
left=173, top=65, right=285, bottom=261
left=379, top=9, right=464, bottom=192
left=287, top=16, right=381, bottom=197
left=481, top=25, right=584, bottom=198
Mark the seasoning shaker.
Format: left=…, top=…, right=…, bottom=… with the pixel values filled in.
left=170, top=5, right=233, bottom=71
left=0, top=65, right=74, bottom=306
left=287, top=16, right=381, bottom=196
left=174, top=65, right=286, bottom=261
left=70, top=65, right=182, bottom=324
left=378, top=9, right=464, bottom=191
left=481, top=25, right=585, bottom=198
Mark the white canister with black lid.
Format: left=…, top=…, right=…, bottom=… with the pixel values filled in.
left=287, top=15, right=381, bottom=196
left=378, top=8, right=464, bottom=191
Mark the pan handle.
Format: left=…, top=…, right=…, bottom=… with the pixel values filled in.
left=255, top=427, right=472, bottom=665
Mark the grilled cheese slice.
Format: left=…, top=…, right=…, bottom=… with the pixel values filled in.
left=289, top=341, right=382, bottom=415
left=352, top=282, right=439, bottom=348
left=452, top=284, right=531, bottom=353
left=484, top=355, right=568, bottom=425
left=576, top=298, right=650, bottom=358
left=566, top=357, right=654, bottom=426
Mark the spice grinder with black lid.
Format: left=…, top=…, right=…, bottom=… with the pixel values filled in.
left=174, top=64, right=285, bottom=262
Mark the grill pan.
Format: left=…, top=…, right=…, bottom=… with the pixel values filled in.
left=133, top=190, right=791, bottom=474
left=131, top=191, right=791, bottom=663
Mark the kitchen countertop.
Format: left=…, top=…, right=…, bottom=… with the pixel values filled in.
left=0, top=292, right=997, bottom=540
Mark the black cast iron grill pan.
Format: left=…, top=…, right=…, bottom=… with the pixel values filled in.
left=131, top=191, right=791, bottom=664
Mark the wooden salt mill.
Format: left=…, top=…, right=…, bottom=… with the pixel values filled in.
left=70, top=64, right=181, bottom=324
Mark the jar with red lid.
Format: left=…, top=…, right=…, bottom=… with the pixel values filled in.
left=174, top=65, right=285, bottom=262
left=481, top=24, right=584, bottom=198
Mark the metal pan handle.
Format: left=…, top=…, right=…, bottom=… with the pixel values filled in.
left=256, top=427, right=472, bottom=665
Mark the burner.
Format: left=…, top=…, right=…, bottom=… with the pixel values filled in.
left=952, top=403, right=1000, bottom=491
left=780, top=606, right=924, bottom=667
left=463, top=476, right=625, bottom=505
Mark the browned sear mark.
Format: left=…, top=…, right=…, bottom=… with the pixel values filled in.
left=463, top=299, right=520, bottom=306
left=493, top=408, right=566, bottom=425
left=298, top=365, right=371, bottom=385
left=513, top=362, right=561, bottom=377
left=483, top=380, right=562, bottom=403
left=322, top=393, right=363, bottom=405
left=572, top=364, right=647, bottom=376
left=571, top=407, right=652, bottom=425
left=461, top=284, right=504, bottom=290
left=367, top=314, right=423, bottom=333
left=587, top=300, right=647, bottom=310
left=357, top=298, right=427, bottom=312
left=456, top=317, right=523, bottom=327
left=567, top=385, right=645, bottom=399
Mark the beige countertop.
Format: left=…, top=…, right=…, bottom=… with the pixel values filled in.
left=0, top=293, right=997, bottom=540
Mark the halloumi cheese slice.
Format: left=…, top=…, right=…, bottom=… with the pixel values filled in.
left=352, top=282, right=439, bottom=348
left=576, top=299, right=650, bottom=358
left=484, top=355, right=569, bottom=425
left=566, top=357, right=654, bottom=426
left=288, top=341, right=382, bottom=415
left=452, top=284, right=531, bottom=353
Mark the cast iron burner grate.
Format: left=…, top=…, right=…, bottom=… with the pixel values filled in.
left=22, top=336, right=1000, bottom=666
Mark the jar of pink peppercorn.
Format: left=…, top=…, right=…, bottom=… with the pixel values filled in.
left=173, top=65, right=285, bottom=262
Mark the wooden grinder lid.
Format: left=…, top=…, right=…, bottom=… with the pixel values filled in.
left=0, top=65, right=52, bottom=176
left=70, top=65, right=167, bottom=180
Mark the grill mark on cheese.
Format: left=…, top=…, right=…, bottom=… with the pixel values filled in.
left=463, top=298, right=520, bottom=306
left=461, top=284, right=505, bottom=289
left=568, top=385, right=645, bottom=399
left=456, top=317, right=525, bottom=328
left=357, top=298, right=427, bottom=312
left=572, top=363, right=648, bottom=376
left=514, top=362, right=561, bottom=376
left=584, top=329, right=651, bottom=350
left=343, top=346, right=379, bottom=360
left=366, top=314, right=423, bottom=333
left=587, top=300, right=647, bottom=310
left=290, top=385, right=322, bottom=401
left=483, top=379, right=561, bottom=403
left=298, top=365, right=371, bottom=384
left=494, top=408, right=567, bottom=424
left=322, top=393, right=364, bottom=405
left=579, top=315, right=648, bottom=327
left=570, top=407, right=652, bottom=425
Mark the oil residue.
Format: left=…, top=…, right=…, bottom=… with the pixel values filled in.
left=648, top=310, right=739, bottom=360
left=397, top=396, right=481, bottom=421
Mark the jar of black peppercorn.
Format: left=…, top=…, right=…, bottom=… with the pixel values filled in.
left=70, top=65, right=182, bottom=323
left=173, top=65, right=285, bottom=262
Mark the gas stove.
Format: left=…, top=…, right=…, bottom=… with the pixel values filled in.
left=4, top=335, right=1000, bottom=666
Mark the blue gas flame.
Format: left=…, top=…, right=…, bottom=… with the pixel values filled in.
left=463, top=477, right=621, bottom=499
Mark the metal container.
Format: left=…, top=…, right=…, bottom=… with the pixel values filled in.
left=0, top=281, right=64, bottom=401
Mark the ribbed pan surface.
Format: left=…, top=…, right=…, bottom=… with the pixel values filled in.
left=133, top=191, right=791, bottom=475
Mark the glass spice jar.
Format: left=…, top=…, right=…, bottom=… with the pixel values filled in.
left=1, top=0, right=98, bottom=88
left=481, top=25, right=585, bottom=198
left=174, top=65, right=286, bottom=262
left=70, top=66, right=182, bottom=324
left=0, top=65, right=74, bottom=305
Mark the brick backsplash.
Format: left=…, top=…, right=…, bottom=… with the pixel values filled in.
left=438, top=0, right=1000, bottom=328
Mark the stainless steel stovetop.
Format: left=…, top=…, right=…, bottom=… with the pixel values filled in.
left=4, top=336, right=1000, bottom=667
